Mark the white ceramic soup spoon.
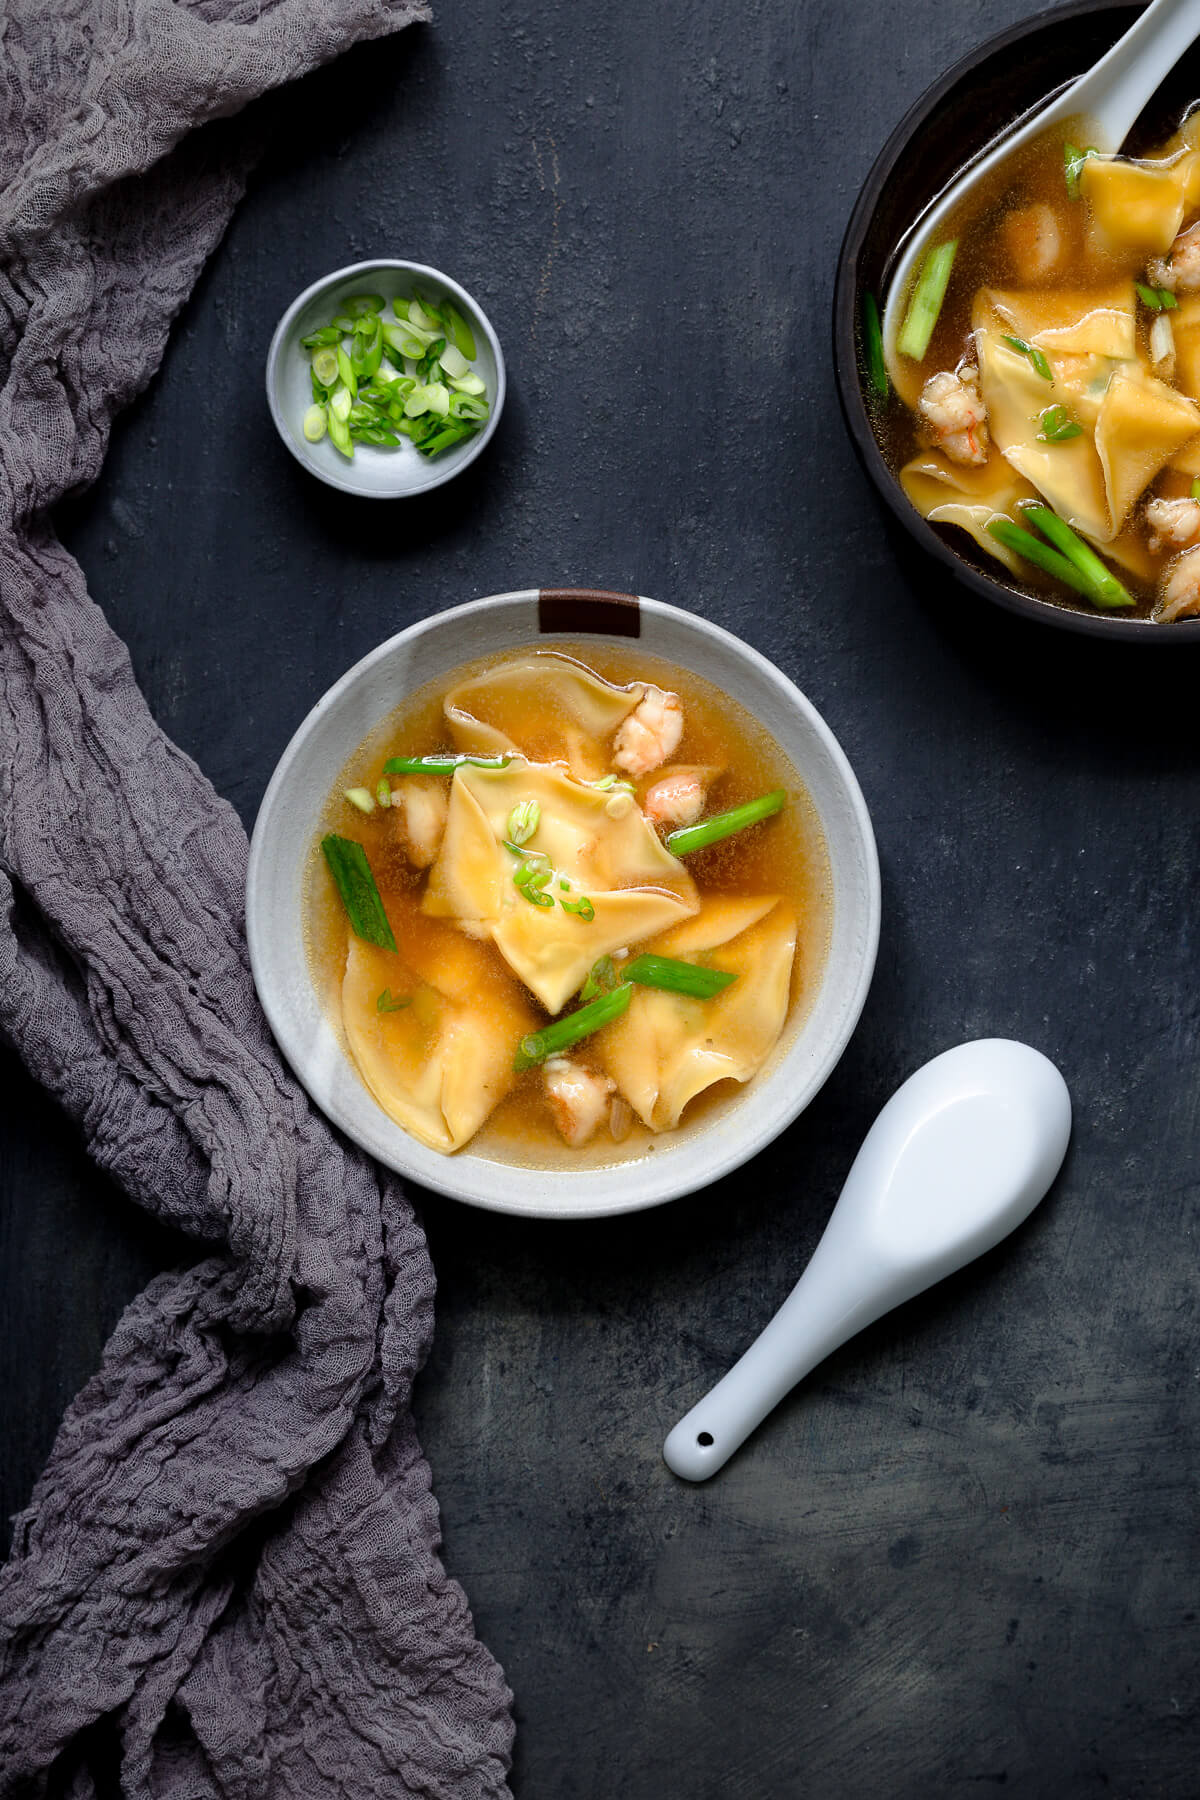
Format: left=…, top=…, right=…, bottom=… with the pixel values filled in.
left=882, top=0, right=1200, bottom=381
left=662, top=1039, right=1071, bottom=1482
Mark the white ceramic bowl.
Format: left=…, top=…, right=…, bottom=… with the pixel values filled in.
left=246, top=589, right=881, bottom=1217
left=265, top=259, right=505, bottom=499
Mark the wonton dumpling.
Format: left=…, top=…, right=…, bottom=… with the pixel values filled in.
left=1167, top=295, right=1200, bottom=402
left=602, top=896, right=797, bottom=1132
left=974, top=285, right=1136, bottom=361
left=975, top=327, right=1113, bottom=539
left=443, top=653, right=641, bottom=780
left=423, top=761, right=699, bottom=1012
left=1095, top=369, right=1200, bottom=530
left=975, top=323, right=1200, bottom=542
left=899, top=450, right=1042, bottom=575
left=341, top=929, right=539, bottom=1154
left=1078, top=155, right=1193, bottom=256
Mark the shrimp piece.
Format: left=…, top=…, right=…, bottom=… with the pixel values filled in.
left=1148, top=222, right=1200, bottom=293
left=1146, top=495, right=1200, bottom=555
left=613, top=684, right=684, bottom=777
left=1003, top=203, right=1064, bottom=282
left=1157, top=544, right=1200, bottom=622
left=644, top=768, right=707, bottom=829
left=543, top=1057, right=615, bottom=1148
left=917, top=368, right=990, bottom=467
left=389, top=776, right=448, bottom=867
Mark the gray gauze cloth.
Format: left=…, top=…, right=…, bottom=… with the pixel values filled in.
left=0, top=2, right=514, bottom=1794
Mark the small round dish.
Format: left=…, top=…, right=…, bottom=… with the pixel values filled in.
left=246, top=589, right=881, bottom=1219
left=265, top=259, right=505, bottom=499
left=834, top=0, right=1200, bottom=642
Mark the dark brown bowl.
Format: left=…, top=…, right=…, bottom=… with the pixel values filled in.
left=834, top=0, right=1200, bottom=643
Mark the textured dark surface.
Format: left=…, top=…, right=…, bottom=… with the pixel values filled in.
left=2, top=0, right=1197, bottom=1794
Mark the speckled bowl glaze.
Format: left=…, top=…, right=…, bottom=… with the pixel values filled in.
left=835, top=0, right=1200, bottom=642
left=265, top=259, right=505, bottom=499
left=246, top=589, right=881, bottom=1218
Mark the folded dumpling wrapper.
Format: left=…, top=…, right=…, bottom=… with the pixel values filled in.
left=423, top=760, right=699, bottom=1012
left=341, top=926, right=539, bottom=1154
left=442, top=652, right=642, bottom=780
left=1078, top=153, right=1197, bottom=255
left=602, top=895, right=797, bottom=1133
left=899, top=450, right=1042, bottom=575
left=972, top=298, right=1200, bottom=542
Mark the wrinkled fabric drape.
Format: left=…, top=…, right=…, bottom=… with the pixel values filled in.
left=0, top=2, right=514, bottom=1793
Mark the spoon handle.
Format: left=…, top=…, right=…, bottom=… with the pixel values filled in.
left=1055, top=0, right=1200, bottom=148
left=662, top=1250, right=885, bottom=1483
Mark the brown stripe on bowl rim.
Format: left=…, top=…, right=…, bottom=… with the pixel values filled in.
left=538, top=588, right=641, bottom=636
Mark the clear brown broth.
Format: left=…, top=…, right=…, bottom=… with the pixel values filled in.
left=305, top=643, right=832, bottom=1167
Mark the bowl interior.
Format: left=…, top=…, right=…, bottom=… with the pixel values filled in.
left=266, top=260, right=505, bottom=499
left=246, top=591, right=881, bottom=1218
left=835, top=0, right=1200, bottom=642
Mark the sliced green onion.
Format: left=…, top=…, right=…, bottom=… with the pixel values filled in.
left=351, top=318, right=383, bottom=381
left=383, top=753, right=512, bottom=776
left=579, top=955, right=618, bottom=1002
left=513, top=983, right=633, bottom=1071
left=1064, top=143, right=1098, bottom=200
left=440, top=344, right=471, bottom=380
left=514, top=859, right=555, bottom=907
left=321, top=835, right=396, bottom=951
left=327, top=412, right=353, bottom=458
left=299, top=295, right=489, bottom=465
left=376, top=988, right=412, bottom=1013
left=444, top=302, right=477, bottom=359
left=344, top=786, right=375, bottom=814
left=559, top=895, right=595, bottom=921
left=1191, top=478, right=1200, bottom=501
left=862, top=291, right=889, bottom=397
left=1136, top=282, right=1177, bottom=312
left=1037, top=404, right=1083, bottom=443
left=1022, top=505, right=1135, bottom=609
left=625, top=954, right=738, bottom=998
left=665, top=789, right=786, bottom=857
left=986, top=517, right=1099, bottom=599
left=375, top=778, right=392, bottom=808
left=897, top=239, right=958, bottom=362
left=336, top=347, right=357, bottom=399
left=406, top=297, right=438, bottom=332
left=420, top=423, right=476, bottom=456
left=1002, top=335, right=1053, bottom=381
left=303, top=404, right=328, bottom=443
left=507, top=799, right=541, bottom=844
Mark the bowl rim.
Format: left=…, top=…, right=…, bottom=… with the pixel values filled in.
left=264, top=258, right=507, bottom=500
left=246, top=588, right=882, bottom=1219
left=833, top=0, right=1200, bottom=644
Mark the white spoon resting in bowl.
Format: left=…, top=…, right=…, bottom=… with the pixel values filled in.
left=662, top=1039, right=1071, bottom=1482
left=882, top=0, right=1200, bottom=383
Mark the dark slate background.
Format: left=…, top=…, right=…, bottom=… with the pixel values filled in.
left=3, top=1, right=1198, bottom=1793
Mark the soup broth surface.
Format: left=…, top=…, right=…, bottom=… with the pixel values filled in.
left=306, top=643, right=832, bottom=1167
